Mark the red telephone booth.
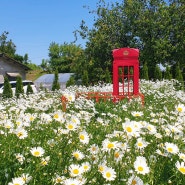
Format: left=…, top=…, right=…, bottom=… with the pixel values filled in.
left=113, top=48, right=139, bottom=96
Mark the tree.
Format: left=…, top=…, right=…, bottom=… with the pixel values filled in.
left=104, top=67, right=112, bottom=83
left=154, top=64, right=162, bottom=80
left=48, top=42, right=85, bottom=73
left=0, top=31, right=16, bottom=57
left=52, top=69, right=60, bottom=91
left=2, top=76, right=13, bottom=98
left=15, top=76, right=24, bottom=98
left=66, top=75, right=75, bottom=87
left=164, top=66, right=172, bottom=80
left=82, top=70, right=89, bottom=86
left=141, top=62, right=149, bottom=80
left=26, top=83, right=33, bottom=94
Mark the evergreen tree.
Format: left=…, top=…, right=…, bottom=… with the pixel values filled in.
left=26, top=83, right=33, bottom=94
left=104, top=67, right=112, bottom=83
left=175, top=62, right=184, bottom=89
left=141, top=62, right=149, bottom=80
left=66, top=76, right=75, bottom=87
left=15, top=76, right=24, bottom=98
left=52, top=69, right=60, bottom=91
left=154, top=64, right=162, bottom=80
left=2, top=76, right=13, bottom=98
left=164, top=66, right=172, bottom=80
left=82, top=70, right=89, bottom=86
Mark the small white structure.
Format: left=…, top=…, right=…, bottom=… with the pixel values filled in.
left=34, top=73, right=74, bottom=90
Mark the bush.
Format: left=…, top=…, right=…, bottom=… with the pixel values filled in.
left=26, top=83, right=33, bottom=94
left=15, top=76, right=24, bottom=98
left=52, top=70, right=60, bottom=91
left=2, top=76, right=13, bottom=98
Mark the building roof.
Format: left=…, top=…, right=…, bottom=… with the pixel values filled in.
left=34, top=73, right=74, bottom=84
left=0, top=53, right=31, bottom=71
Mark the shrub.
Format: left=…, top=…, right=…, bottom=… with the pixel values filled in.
left=2, top=76, right=13, bottom=98
left=15, top=76, right=24, bottom=98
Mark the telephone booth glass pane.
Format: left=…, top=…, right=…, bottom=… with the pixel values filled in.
left=118, top=66, right=134, bottom=95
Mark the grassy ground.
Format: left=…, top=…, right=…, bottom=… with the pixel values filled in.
left=26, top=69, right=46, bottom=81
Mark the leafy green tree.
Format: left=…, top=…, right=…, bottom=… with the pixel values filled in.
left=48, top=42, right=85, bottom=73
left=154, top=64, right=162, bottom=80
left=2, top=76, right=13, bottom=98
left=0, top=31, right=16, bottom=57
left=15, top=76, right=24, bottom=98
left=141, top=62, right=149, bottom=80
left=164, top=66, right=172, bottom=80
left=26, top=83, right=33, bottom=94
left=52, top=69, right=60, bottom=91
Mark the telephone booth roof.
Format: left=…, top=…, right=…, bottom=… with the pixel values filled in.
left=113, top=48, right=139, bottom=60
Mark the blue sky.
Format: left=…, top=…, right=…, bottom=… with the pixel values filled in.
left=0, top=0, right=111, bottom=65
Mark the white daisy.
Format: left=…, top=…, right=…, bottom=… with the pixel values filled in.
left=8, top=177, right=25, bottom=185
left=175, top=161, right=185, bottom=174
left=14, top=127, right=28, bottom=139
left=102, top=139, right=119, bottom=152
left=69, top=164, right=83, bottom=177
left=30, top=146, right=45, bottom=157
left=72, top=150, right=85, bottom=160
left=79, top=130, right=90, bottom=144
left=164, top=142, right=179, bottom=154
left=134, top=156, right=150, bottom=175
left=127, top=175, right=144, bottom=185
left=102, top=167, right=117, bottom=181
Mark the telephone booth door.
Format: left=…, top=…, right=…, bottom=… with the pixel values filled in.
left=112, top=48, right=139, bottom=96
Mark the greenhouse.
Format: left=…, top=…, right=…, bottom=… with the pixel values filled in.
left=34, top=73, right=74, bottom=90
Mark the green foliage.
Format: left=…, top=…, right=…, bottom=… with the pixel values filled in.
left=48, top=42, right=85, bottom=74
left=15, top=76, right=24, bottom=98
left=26, top=83, right=33, bottom=94
left=82, top=70, right=89, bottom=86
left=0, top=31, right=16, bottom=57
left=2, top=76, right=13, bottom=98
left=164, top=66, right=172, bottom=80
left=154, top=64, right=162, bottom=80
left=104, top=67, right=112, bottom=83
left=141, top=62, right=149, bottom=80
left=66, top=75, right=75, bottom=87
left=52, top=69, right=60, bottom=91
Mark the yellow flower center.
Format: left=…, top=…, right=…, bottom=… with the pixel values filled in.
left=73, top=169, right=79, bottom=174
left=115, top=152, right=120, bottom=158
left=167, top=148, right=173, bottom=153
left=107, top=143, right=114, bottom=149
left=138, top=142, right=143, bottom=147
left=131, top=180, right=137, bottom=185
left=84, top=165, right=88, bottom=170
left=73, top=153, right=79, bottom=159
left=138, top=166, right=144, bottom=172
left=126, top=127, right=132, bottom=132
left=56, top=178, right=62, bottom=183
left=178, top=107, right=183, bottom=112
left=179, top=167, right=185, bottom=174
left=54, top=114, right=59, bottom=119
left=68, top=124, right=74, bottom=130
left=99, top=166, right=104, bottom=172
left=33, top=151, right=40, bottom=156
left=106, top=172, right=111, bottom=178
left=80, top=135, right=85, bottom=140
left=17, top=132, right=23, bottom=137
